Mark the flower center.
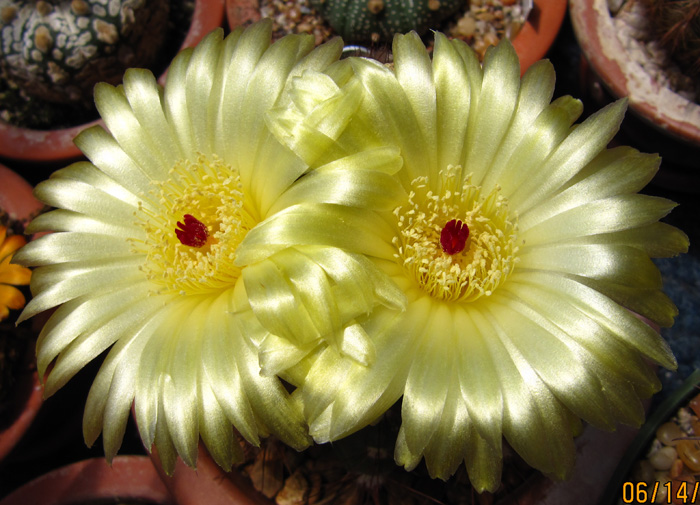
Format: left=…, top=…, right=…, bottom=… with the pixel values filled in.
left=392, top=166, right=519, bottom=302
left=134, top=154, right=257, bottom=296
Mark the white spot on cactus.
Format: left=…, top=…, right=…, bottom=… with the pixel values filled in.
left=71, top=0, right=91, bottom=16
left=77, top=16, right=89, bottom=29
left=47, top=60, right=68, bottom=83
left=94, top=19, right=117, bottom=44
left=30, top=48, right=42, bottom=61
left=1, top=5, right=17, bottom=23
left=36, top=1, right=52, bottom=17
left=34, top=24, right=52, bottom=52
left=76, top=31, right=91, bottom=47
left=109, top=0, right=121, bottom=17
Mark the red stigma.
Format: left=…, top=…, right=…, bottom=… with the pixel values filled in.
left=440, top=219, right=469, bottom=255
left=175, top=214, right=209, bottom=247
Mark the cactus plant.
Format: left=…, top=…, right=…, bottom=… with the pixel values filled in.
left=309, top=0, right=464, bottom=43
left=647, top=0, right=700, bottom=80
left=0, top=0, right=169, bottom=107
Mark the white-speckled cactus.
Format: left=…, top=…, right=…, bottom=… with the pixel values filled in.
left=310, top=0, right=464, bottom=43
left=0, top=0, right=169, bottom=105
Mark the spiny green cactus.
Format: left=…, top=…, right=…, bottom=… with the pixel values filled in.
left=649, top=0, right=700, bottom=80
left=310, top=0, right=464, bottom=44
left=0, top=0, right=169, bottom=106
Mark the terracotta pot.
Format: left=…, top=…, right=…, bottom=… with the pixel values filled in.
left=151, top=421, right=643, bottom=505
left=511, top=0, right=567, bottom=75
left=569, top=0, right=700, bottom=148
left=225, top=0, right=567, bottom=75
left=0, top=0, right=225, bottom=163
left=150, top=445, right=270, bottom=505
left=0, top=456, right=174, bottom=505
left=0, top=163, right=44, bottom=463
left=0, top=365, right=42, bottom=464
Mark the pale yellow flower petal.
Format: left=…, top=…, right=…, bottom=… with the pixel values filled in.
left=235, top=204, right=396, bottom=265
left=243, top=246, right=404, bottom=364
left=420, top=382, right=471, bottom=480
left=92, top=308, right=166, bottom=461
left=25, top=209, right=135, bottom=237
left=182, top=30, right=225, bottom=155
left=350, top=57, right=431, bottom=186
left=162, top=45, right=195, bottom=158
left=95, top=83, right=172, bottom=181
left=268, top=147, right=404, bottom=214
left=487, top=95, right=583, bottom=198
left=198, top=379, right=244, bottom=472
left=432, top=34, right=473, bottom=177
left=519, top=146, right=659, bottom=231
left=511, top=270, right=676, bottom=370
left=520, top=194, right=679, bottom=246
left=303, top=297, right=429, bottom=442
left=463, top=39, right=520, bottom=185
left=480, top=59, right=556, bottom=192
left=42, top=286, right=160, bottom=397
left=24, top=257, right=144, bottom=318
left=14, top=231, right=132, bottom=268
left=123, top=68, right=183, bottom=166
left=510, top=99, right=627, bottom=212
left=393, top=32, right=438, bottom=174
left=401, top=303, right=451, bottom=457
left=74, top=126, right=154, bottom=197
left=519, top=243, right=662, bottom=289
left=453, top=307, right=503, bottom=451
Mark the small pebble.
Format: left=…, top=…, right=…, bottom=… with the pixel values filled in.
left=649, top=446, right=678, bottom=471
left=657, top=421, right=685, bottom=446
left=677, top=439, right=700, bottom=472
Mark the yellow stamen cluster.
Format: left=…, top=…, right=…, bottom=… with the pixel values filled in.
left=134, top=154, right=257, bottom=296
left=392, top=165, right=519, bottom=302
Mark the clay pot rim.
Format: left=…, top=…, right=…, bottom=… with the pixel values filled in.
left=569, top=0, right=700, bottom=146
left=0, top=456, right=174, bottom=505
left=0, top=370, right=43, bottom=463
left=0, top=0, right=225, bottom=163
left=0, top=163, right=44, bottom=463
left=225, top=0, right=567, bottom=75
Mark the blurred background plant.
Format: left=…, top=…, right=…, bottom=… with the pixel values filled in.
left=308, top=0, right=464, bottom=43
left=646, top=0, right=700, bottom=81
left=0, top=0, right=177, bottom=129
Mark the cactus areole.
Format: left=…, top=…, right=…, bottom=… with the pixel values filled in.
left=310, top=0, right=464, bottom=43
left=0, top=0, right=169, bottom=105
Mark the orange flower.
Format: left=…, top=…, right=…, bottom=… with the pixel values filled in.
left=0, top=226, right=31, bottom=321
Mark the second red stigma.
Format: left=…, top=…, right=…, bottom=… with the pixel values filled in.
left=440, top=219, right=469, bottom=255
left=175, top=214, right=209, bottom=248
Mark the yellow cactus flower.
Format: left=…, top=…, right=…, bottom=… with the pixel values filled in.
left=258, top=33, right=689, bottom=491
left=13, top=21, right=404, bottom=473
left=0, top=225, right=32, bottom=321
